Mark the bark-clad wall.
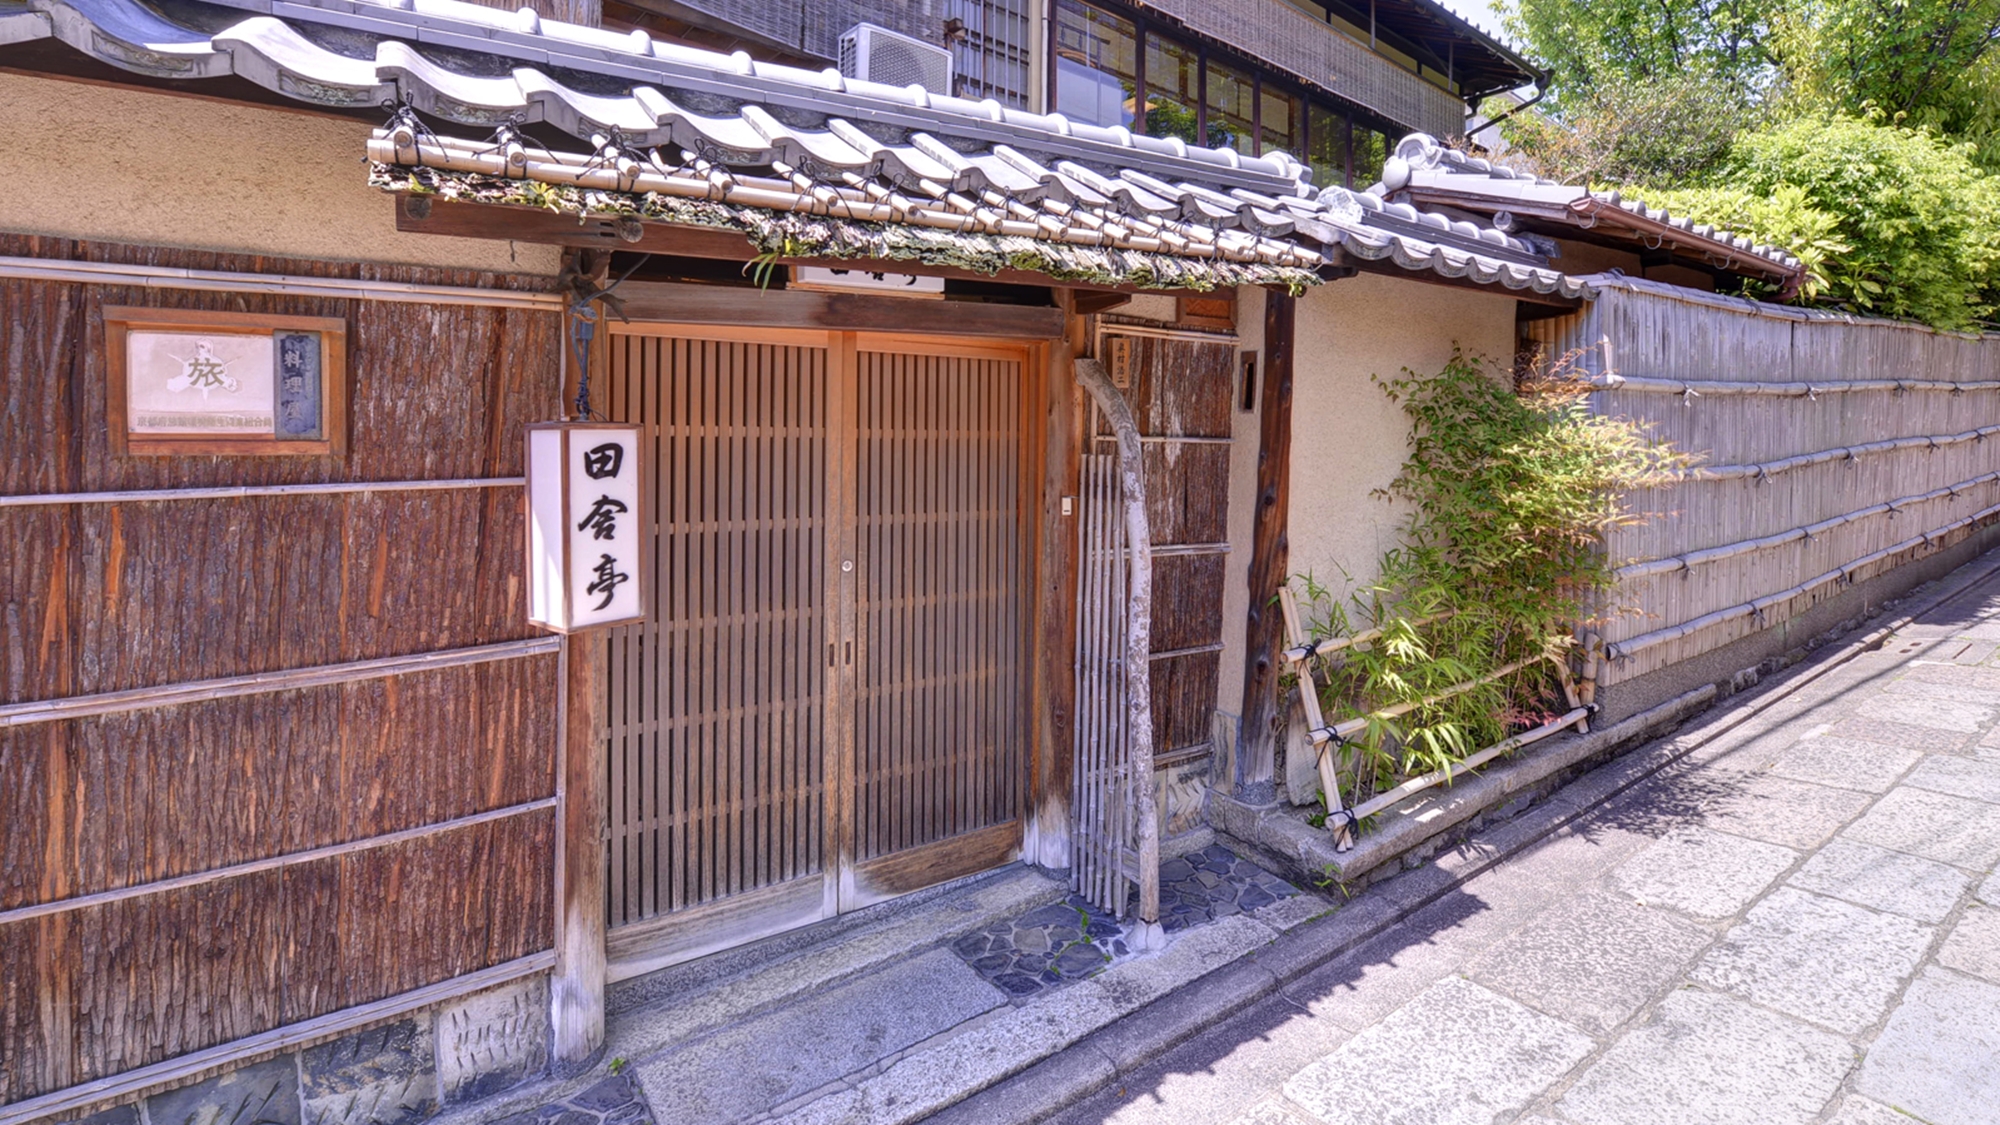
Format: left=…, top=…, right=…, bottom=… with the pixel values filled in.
left=0, top=236, right=562, bottom=1108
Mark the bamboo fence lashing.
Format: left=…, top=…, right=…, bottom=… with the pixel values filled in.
left=1277, top=587, right=1591, bottom=852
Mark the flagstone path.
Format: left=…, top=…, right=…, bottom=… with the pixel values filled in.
left=1043, top=572, right=2000, bottom=1125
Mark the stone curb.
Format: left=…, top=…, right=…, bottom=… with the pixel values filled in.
left=924, top=548, right=2000, bottom=1125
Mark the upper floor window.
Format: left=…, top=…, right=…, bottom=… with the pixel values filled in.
left=1049, top=0, right=1401, bottom=189
left=1053, top=0, right=1136, bottom=129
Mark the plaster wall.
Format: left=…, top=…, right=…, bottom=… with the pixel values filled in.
left=1285, top=272, right=1519, bottom=609
left=0, top=71, right=560, bottom=275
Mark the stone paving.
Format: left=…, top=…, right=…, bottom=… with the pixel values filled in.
left=952, top=846, right=1301, bottom=1000
left=1046, top=568, right=2000, bottom=1125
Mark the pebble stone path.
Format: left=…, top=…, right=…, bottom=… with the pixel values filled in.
left=1045, top=570, right=2000, bottom=1125
left=954, top=847, right=1302, bottom=1000
left=486, top=1074, right=653, bottom=1125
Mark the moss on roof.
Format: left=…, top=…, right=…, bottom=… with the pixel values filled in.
left=372, top=164, right=1324, bottom=294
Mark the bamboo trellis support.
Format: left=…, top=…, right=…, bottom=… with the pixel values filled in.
left=1277, top=586, right=1355, bottom=848
left=1277, top=586, right=1591, bottom=851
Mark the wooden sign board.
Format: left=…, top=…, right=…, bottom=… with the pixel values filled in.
left=105, top=307, right=347, bottom=456
left=526, top=422, right=647, bottom=633
left=792, top=265, right=945, bottom=298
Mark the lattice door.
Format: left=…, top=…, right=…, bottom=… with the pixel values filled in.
left=601, top=327, right=1031, bottom=971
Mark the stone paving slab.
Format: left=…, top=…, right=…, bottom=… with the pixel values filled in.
left=1855, top=693, right=1994, bottom=732
left=1857, top=968, right=2000, bottom=1125
left=1554, top=989, right=1855, bottom=1125
left=1785, top=837, right=1973, bottom=923
left=1936, top=903, right=2000, bottom=983
left=1763, top=735, right=1923, bottom=794
left=1690, top=887, right=1934, bottom=1033
left=1282, top=977, right=1594, bottom=1125
left=632, top=949, right=1003, bottom=1125
left=1842, top=785, right=2000, bottom=870
left=1696, top=774, right=1873, bottom=850
left=1466, top=888, right=1712, bottom=1036
left=1823, top=1094, right=1926, bottom=1125
left=1903, top=754, right=2000, bottom=805
left=1826, top=715, right=1975, bottom=754
left=1612, top=827, right=1799, bottom=919
left=1881, top=676, right=2000, bottom=708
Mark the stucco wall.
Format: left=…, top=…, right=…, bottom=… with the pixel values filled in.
left=0, top=71, right=560, bottom=275
left=1286, top=272, right=1519, bottom=608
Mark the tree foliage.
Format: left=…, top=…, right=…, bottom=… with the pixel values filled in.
left=1495, top=0, right=2000, bottom=327
left=1497, top=71, right=1766, bottom=184
left=1502, top=0, right=1772, bottom=98
left=1636, top=115, right=2000, bottom=328
left=1770, top=0, right=2000, bottom=126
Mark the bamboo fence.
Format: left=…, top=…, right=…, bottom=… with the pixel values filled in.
left=1523, top=277, right=2000, bottom=684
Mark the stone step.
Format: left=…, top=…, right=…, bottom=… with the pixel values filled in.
left=605, top=864, right=1069, bottom=1064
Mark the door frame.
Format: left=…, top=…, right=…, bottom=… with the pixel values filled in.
left=598, top=320, right=1055, bottom=982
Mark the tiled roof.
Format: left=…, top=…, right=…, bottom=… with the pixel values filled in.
left=1380, top=134, right=1805, bottom=292
left=2, top=0, right=1590, bottom=298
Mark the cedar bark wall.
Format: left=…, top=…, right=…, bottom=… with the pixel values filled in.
left=0, top=236, right=562, bottom=1105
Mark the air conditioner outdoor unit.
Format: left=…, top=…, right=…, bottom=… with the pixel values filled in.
left=839, top=22, right=953, bottom=94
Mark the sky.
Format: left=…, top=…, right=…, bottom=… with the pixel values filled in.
left=1432, top=0, right=1511, bottom=44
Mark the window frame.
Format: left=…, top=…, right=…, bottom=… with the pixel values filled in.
left=1046, top=0, right=1408, bottom=187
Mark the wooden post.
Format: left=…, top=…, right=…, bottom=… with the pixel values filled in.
left=551, top=249, right=609, bottom=1068
left=1028, top=295, right=1087, bottom=869
left=1074, top=357, right=1163, bottom=949
left=551, top=636, right=607, bottom=1066
left=1238, top=291, right=1296, bottom=795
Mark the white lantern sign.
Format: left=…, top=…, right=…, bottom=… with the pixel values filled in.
left=526, top=422, right=646, bottom=632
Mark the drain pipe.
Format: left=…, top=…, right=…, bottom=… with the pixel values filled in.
left=1467, top=81, right=1548, bottom=140
left=1074, top=357, right=1165, bottom=951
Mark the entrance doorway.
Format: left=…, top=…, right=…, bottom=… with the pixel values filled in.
left=598, top=325, right=1034, bottom=979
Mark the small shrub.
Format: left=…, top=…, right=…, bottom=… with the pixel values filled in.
left=1296, top=349, right=1687, bottom=804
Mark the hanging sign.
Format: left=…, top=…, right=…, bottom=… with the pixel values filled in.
left=105, top=306, right=348, bottom=456
left=791, top=265, right=945, bottom=297
left=526, top=422, right=646, bottom=632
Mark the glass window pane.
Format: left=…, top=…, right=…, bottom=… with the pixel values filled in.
left=1306, top=102, right=1348, bottom=188
left=1260, top=86, right=1302, bottom=159
left=1144, top=32, right=1200, bottom=143
left=1053, top=0, right=1137, bottom=130
left=1204, top=58, right=1255, bottom=156
left=1352, top=127, right=1388, bottom=186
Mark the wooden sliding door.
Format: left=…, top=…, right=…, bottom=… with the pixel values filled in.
left=847, top=341, right=1030, bottom=907
left=601, top=326, right=1031, bottom=977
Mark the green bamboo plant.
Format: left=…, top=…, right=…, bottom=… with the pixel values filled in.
left=1294, top=348, right=1690, bottom=809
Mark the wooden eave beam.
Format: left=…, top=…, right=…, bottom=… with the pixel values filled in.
left=395, top=196, right=1254, bottom=300
left=1398, top=188, right=1798, bottom=287
left=613, top=280, right=1065, bottom=337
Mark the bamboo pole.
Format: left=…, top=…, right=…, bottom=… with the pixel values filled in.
left=1334, top=706, right=1589, bottom=838
left=1307, top=655, right=1547, bottom=746
left=1074, top=357, right=1163, bottom=949
left=0, top=477, right=524, bottom=509
left=0, top=255, right=561, bottom=310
